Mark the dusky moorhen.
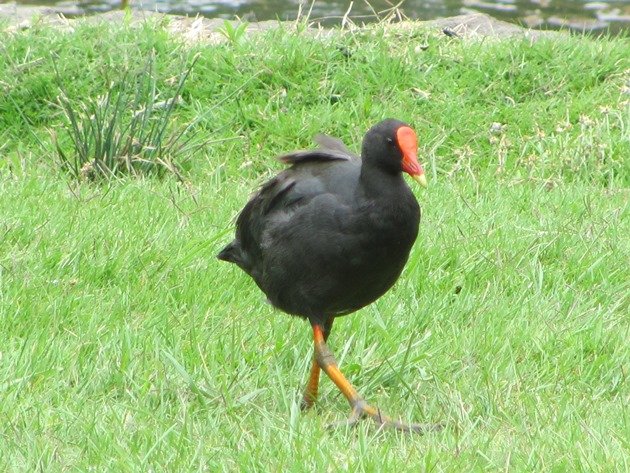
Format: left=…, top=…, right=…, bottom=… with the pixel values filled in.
left=218, top=119, right=429, bottom=432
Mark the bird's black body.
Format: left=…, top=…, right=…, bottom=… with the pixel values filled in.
left=218, top=120, right=421, bottom=326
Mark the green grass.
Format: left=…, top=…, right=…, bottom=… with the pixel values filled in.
left=1, top=19, right=629, bottom=471
left=53, top=51, right=197, bottom=181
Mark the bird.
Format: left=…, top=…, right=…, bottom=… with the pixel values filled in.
left=218, top=119, right=430, bottom=432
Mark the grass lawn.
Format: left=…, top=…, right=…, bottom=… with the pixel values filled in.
left=1, top=18, right=629, bottom=471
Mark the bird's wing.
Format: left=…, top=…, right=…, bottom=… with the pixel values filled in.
left=257, top=174, right=299, bottom=215
left=313, top=134, right=358, bottom=158
left=232, top=135, right=359, bottom=275
left=259, top=194, right=377, bottom=317
left=278, top=134, right=359, bottom=165
left=233, top=172, right=309, bottom=272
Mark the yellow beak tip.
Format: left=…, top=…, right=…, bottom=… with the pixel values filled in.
left=412, top=174, right=428, bottom=188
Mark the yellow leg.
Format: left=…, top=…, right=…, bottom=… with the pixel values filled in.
left=301, top=358, right=322, bottom=409
left=301, top=319, right=333, bottom=410
left=311, top=322, right=439, bottom=434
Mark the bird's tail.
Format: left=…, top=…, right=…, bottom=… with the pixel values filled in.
left=217, top=241, right=246, bottom=268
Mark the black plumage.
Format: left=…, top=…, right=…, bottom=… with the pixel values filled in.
left=218, top=119, right=432, bottom=432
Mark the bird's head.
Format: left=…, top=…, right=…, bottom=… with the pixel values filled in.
left=362, top=119, right=428, bottom=187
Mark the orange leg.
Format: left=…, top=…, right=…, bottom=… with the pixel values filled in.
left=311, top=322, right=439, bottom=434
left=301, top=319, right=333, bottom=410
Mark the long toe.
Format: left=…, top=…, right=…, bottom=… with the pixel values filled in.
left=326, top=406, right=363, bottom=430
left=369, top=414, right=445, bottom=434
left=330, top=401, right=443, bottom=434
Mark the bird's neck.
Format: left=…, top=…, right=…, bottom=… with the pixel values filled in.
left=359, top=165, right=405, bottom=200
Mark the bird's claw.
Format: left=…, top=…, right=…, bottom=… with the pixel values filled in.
left=300, top=396, right=316, bottom=411
left=327, top=400, right=444, bottom=434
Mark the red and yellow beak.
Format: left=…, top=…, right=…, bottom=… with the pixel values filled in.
left=397, top=126, right=428, bottom=188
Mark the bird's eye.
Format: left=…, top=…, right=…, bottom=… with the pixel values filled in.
left=386, top=137, right=394, bottom=145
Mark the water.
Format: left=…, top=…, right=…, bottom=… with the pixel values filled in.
left=4, top=0, right=630, bottom=33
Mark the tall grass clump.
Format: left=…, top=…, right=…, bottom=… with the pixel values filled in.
left=53, top=52, right=198, bottom=181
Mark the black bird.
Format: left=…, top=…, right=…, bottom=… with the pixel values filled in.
left=218, top=119, right=429, bottom=432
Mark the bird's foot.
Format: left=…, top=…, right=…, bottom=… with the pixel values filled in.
left=329, top=400, right=443, bottom=434
left=300, top=395, right=316, bottom=411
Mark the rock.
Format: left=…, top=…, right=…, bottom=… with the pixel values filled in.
left=522, top=13, right=545, bottom=29
left=584, top=2, right=610, bottom=11
left=596, top=8, right=630, bottom=23
left=0, top=5, right=560, bottom=42
left=462, top=0, right=518, bottom=13
left=418, top=13, right=559, bottom=40
left=546, top=15, right=609, bottom=31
